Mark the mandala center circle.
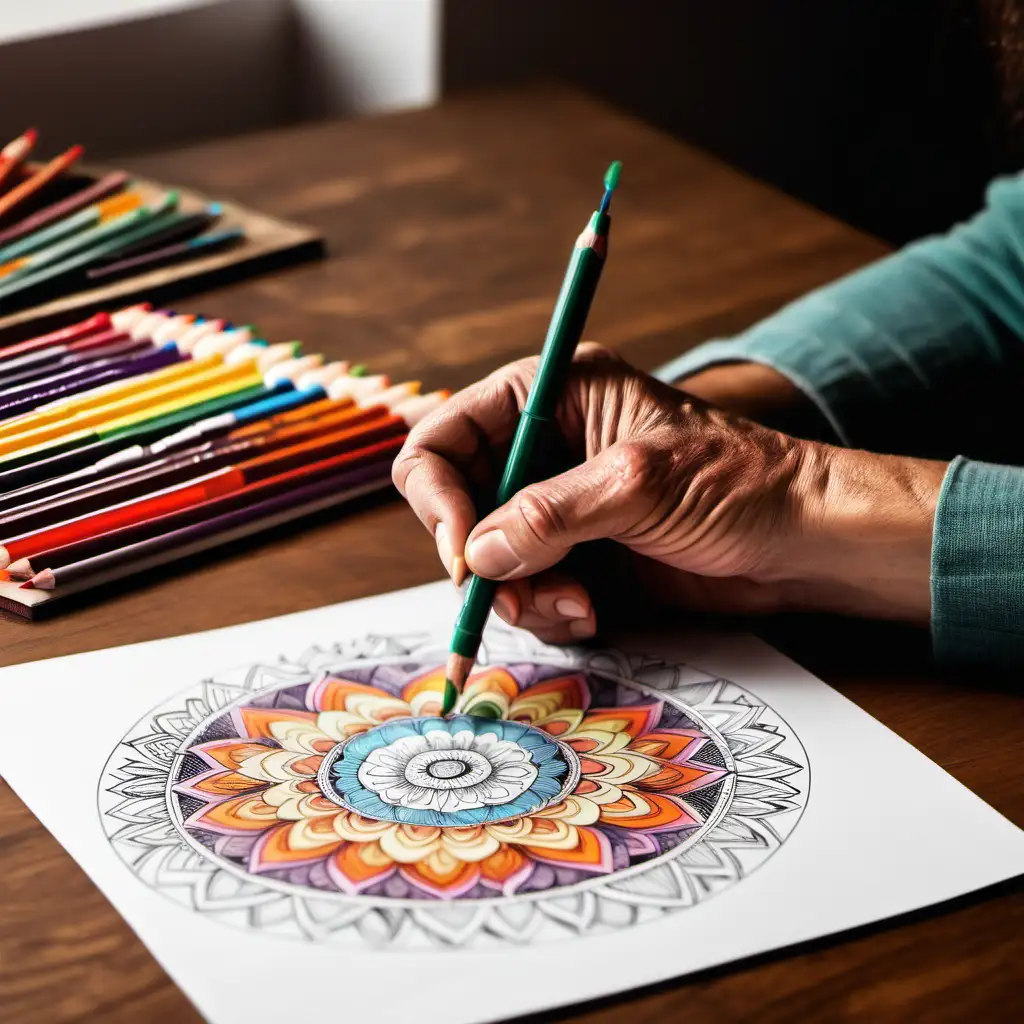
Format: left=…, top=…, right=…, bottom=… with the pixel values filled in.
left=403, top=749, right=492, bottom=790
left=318, top=715, right=583, bottom=825
left=426, top=759, right=472, bottom=780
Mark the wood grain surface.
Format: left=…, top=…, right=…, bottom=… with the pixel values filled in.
left=0, top=86, right=1020, bottom=1023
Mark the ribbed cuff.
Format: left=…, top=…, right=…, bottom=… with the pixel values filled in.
left=931, top=456, right=1024, bottom=667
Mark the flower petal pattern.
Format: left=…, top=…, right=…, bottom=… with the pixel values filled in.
left=173, top=661, right=732, bottom=899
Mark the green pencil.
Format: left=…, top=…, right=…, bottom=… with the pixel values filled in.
left=441, top=160, right=622, bottom=714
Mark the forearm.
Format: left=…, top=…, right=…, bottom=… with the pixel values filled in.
left=656, top=173, right=1024, bottom=461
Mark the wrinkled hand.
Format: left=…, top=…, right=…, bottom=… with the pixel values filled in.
left=394, top=345, right=944, bottom=642
left=393, top=344, right=821, bottom=641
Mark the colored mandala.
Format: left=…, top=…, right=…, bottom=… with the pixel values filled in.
left=99, top=629, right=808, bottom=948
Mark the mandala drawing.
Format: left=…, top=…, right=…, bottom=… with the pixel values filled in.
left=99, top=629, right=808, bottom=948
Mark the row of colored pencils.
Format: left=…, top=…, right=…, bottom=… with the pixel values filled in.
left=0, top=302, right=445, bottom=613
left=0, top=129, right=243, bottom=312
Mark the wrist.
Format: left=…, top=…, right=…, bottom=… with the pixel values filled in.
left=679, top=362, right=831, bottom=437
left=771, top=442, right=947, bottom=623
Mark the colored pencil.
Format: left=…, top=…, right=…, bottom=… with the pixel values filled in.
left=0, top=360, right=264, bottom=458
left=442, top=160, right=621, bottom=711
left=0, top=381, right=277, bottom=487
left=0, top=198, right=184, bottom=304
left=0, top=145, right=84, bottom=221
left=0, top=190, right=143, bottom=268
left=0, top=129, right=38, bottom=192
left=0, top=399, right=374, bottom=518
left=0, top=414, right=406, bottom=537
left=86, top=207, right=223, bottom=274
left=0, top=337, right=154, bottom=403
left=86, top=227, right=244, bottom=282
left=0, top=172, right=128, bottom=249
left=0, top=350, right=306, bottom=471
left=0, top=346, right=179, bottom=422
left=0, top=433, right=406, bottom=569
left=6, top=437, right=411, bottom=581
left=27, top=457, right=396, bottom=594
left=0, top=312, right=111, bottom=361
left=0, top=328, right=132, bottom=384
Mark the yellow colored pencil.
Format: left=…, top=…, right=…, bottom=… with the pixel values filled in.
left=0, top=355, right=225, bottom=440
left=0, top=364, right=263, bottom=459
left=0, top=376, right=268, bottom=469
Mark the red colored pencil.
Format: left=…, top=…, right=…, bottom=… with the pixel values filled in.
left=0, top=413, right=405, bottom=536
left=0, top=129, right=38, bottom=192
left=0, top=312, right=111, bottom=361
left=7, top=441, right=403, bottom=579
left=0, top=144, right=84, bottom=221
left=0, top=434, right=405, bottom=568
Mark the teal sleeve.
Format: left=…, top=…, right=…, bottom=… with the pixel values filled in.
left=932, top=458, right=1024, bottom=667
left=654, top=174, right=1024, bottom=462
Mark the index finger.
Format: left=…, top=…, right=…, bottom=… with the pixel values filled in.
left=392, top=358, right=537, bottom=573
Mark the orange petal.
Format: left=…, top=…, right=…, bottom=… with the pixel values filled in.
left=237, top=707, right=318, bottom=740
left=628, top=728, right=706, bottom=762
left=462, top=667, right=520, bottom=703
left=192, top=738, right=273, bottom=770
left=480, top=846, right=529, bottom=884
left=642, top=759, right=725, bottom=794
left=401, top=667, right=447, bottom=711
left=250, top=820, right=343, bottom=871
left=579, top=703, right=662, bottom=740
left=330, top=841, right=396, bottom=891
left=510, top=673, right=590, bottom=722
left=310, top=676, right=405, bottom=712
left=600, top=790, right=700, bottom=831
left=189, top=770, right=267, bottom=797
left=190, top=793, right=280, bottom=833
left=523, top=826, right=613, bottom=872
left=401, top=859, right=480, bottom=898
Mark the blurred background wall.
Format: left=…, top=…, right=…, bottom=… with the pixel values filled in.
left=0, top=0, right=1010, bottom=245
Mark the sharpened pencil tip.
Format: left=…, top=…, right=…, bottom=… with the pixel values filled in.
left=603, top=160, right=622, bottom=193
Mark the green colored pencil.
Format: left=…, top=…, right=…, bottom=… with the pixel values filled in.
left=441, top=160, right=622, bottom=714
left=0, top=193, right=180, bottom=304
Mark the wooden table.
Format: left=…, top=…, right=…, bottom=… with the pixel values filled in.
left=0, top=86, right=1021, bottom=1022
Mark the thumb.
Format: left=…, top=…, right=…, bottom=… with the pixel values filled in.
left=465, top=442, right=651, bottom=580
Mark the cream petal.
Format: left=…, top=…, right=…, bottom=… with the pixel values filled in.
left=266, top=719, right=333, bottom=755
left=238, top=749, right=312, bottom=783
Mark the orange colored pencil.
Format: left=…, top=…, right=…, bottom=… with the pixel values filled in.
left=0, top=129, right=38, bottom=192
left=0, top=144, right=83, bottom=221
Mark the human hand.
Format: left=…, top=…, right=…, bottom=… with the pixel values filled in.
left=393, top=345, right=946, bottom=642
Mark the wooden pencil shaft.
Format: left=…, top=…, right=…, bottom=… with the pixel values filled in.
left=0, top=312, right=110, bottom=361
left=3, top=434, right=406, bottom=564
left=0, top=347, right=175, bottom=422
left=47, top=459, right=395, bottom=589
left=0, top=409, right=398, bottom=532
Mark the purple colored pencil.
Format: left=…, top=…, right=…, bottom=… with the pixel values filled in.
left=0, top=336, right=151, bottom=396
left=0, top=346, right=182, bottom=422
left=31, top=457, right=394, bottom=591
left=0, top=173, right=130, bottom=248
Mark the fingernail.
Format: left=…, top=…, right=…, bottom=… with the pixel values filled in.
left=569, top=617, right=595, bottom=639
left=466, top=530, right=521, bottom=578
left=554, top=597, right=589, bottom=620
left=494, top=591, right=518, bottom=624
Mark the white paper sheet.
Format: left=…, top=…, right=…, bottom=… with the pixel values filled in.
left=0, top=581, right=1020, bottom=1024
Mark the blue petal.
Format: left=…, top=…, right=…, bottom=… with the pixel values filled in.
left=529, top=742, right=560, bottom=762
